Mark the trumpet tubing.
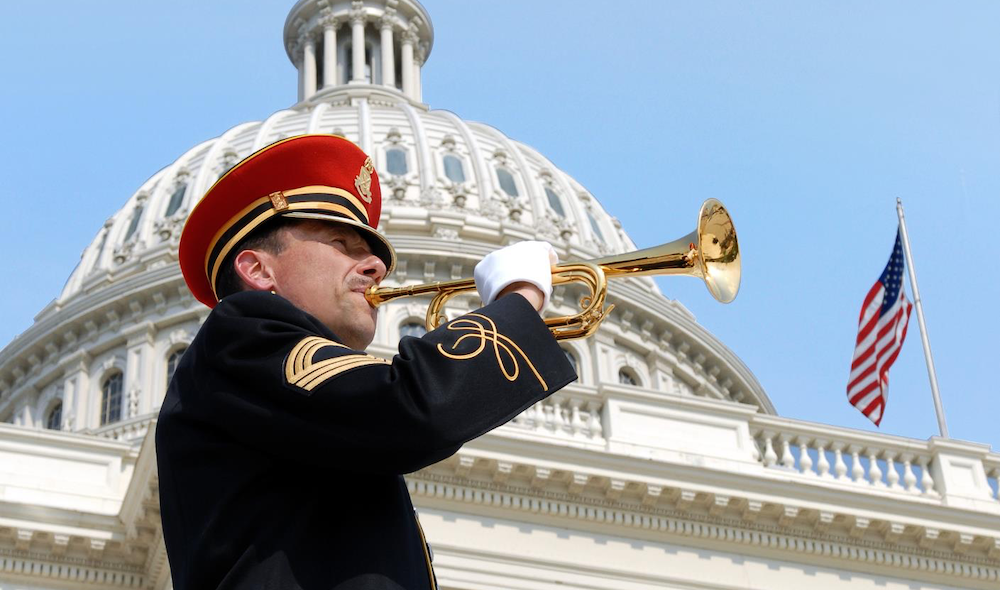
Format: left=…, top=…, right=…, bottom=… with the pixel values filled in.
left=365, top=199, right=740, bottom=341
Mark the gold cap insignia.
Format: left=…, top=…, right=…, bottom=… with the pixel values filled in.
left=268, top=191, right=289, bottom=212
left=354, top=157, right=375, bottom=204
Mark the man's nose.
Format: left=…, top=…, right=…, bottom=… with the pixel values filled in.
left=358, top=253, right=387, bottom=283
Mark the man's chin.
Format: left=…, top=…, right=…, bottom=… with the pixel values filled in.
left=358, top=311, right=378, bottom=349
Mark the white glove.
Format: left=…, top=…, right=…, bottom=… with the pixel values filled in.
left=474, top=241, right=558, bottom=309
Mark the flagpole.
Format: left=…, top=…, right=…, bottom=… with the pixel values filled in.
left=895, top=198, right=949, bottom=438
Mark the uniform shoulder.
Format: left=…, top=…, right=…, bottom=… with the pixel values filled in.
left=206, top=291, right=330, bottom=339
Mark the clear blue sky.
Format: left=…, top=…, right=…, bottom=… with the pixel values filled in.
left=1, top=1, right=997, bottom=451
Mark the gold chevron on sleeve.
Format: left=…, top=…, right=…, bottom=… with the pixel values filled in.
left=285, top=336, right=390, bottom=392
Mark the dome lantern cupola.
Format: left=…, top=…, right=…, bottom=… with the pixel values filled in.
left=284, top=0, right=433, bottom=105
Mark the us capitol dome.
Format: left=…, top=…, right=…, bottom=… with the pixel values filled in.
left=0, top=2, right=997, bottom=590
left=0, top=0, right=770, bottom=436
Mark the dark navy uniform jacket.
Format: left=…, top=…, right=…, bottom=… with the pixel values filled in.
left=156, top=290, right=576, bottom=590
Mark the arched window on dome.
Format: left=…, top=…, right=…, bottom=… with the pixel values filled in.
left=587, top=210, right=605, bottom=243
left=399, top=320, right=427, bottom=339
left=544, top=187, right=566, bottom=218
left=100, top=372, right=123, bottom=425
left=167, top=347, right=187, bottom=389
left=618, top=368, right=640, bottom=387
left=496, top=167, right=519, bottom=197
left=386, top=148, right=408, bottom=176
left=443, top=155, right=466, bottom=183
left=123, top=205, right=145, bottom=241
left=165, top=183, right=187, bottom=217
left=46, top=402, right=62, bottom=431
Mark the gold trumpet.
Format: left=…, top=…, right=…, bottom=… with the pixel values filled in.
left=365, top=198, right=740, bottom=341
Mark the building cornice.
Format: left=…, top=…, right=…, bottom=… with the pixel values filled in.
left=409, top=432, right=1000, bottom=587
left=3, top=397, right=998, bottom=588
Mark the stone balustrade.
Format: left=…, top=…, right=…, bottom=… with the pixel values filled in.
left=507, top=390, right=604, bottom=443
left=494, top=383, right=1000, bottom=514
left=751, top=417, right=940, bottom=497
left=85, top=414, right=153, bottom=444
left=748, top=416, right=1000, bottom=511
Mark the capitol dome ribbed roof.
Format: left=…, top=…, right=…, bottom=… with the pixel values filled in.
left=58, top=99, right=640, bottom=303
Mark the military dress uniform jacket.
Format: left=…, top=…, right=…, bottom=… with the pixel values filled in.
left=155, top=290, right=576, bottom=590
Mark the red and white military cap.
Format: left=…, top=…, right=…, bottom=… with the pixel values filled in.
left=179, top=134, right=396, bottom=308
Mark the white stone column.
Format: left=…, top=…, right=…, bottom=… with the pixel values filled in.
left=62, top=375, right=77, bottom=431
left=322, top=15, right=339, bottom=88
left=379, top=15, right=396, bottom=88
left=16, top=398, right=35, bottom=428
left=303, top=35, right=318, bottom=99
left=296, top=52, right=305, bottom=102
left=350, top=4, right=367, bottom=82
left=124, top=327, right=154, bottom=420
left=401, top=26, right=416, bottom=98
left=593, top=333, right=617, bottom=384
left=413, top=45, right=424, bottom=102
left=61, top=351, right=90, bottom=432
left=292, top=26, right=307, bottom=102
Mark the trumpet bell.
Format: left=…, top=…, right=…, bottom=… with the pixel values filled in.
left=592, top=198, right=740, bottom=303
left=697, top=198, right=741, bottom=303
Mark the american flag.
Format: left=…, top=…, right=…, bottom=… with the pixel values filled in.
left=846, top=229, right=913, bottom=426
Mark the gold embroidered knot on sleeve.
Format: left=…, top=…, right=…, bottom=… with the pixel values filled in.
left=285, top=336, right=390, bottom=392
left=436, top=313, right=548, bottom=391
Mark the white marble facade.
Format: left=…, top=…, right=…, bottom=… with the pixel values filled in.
left=0, top=1, right=997, bottom=589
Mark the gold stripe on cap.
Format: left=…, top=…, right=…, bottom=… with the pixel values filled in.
left=204, top=195, right=273, bottom=272
left=204, top=185, right=373, bottom=295
left=208, top=201, right=368, bottom=297
left=208, top=208, right=278, bottom=297
left=282, top=185, right=370, bottom=225
left=205, top=186, right=370, bottom=272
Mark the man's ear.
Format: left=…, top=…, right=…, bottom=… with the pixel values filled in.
left=233, top=249, right=277, bottom=292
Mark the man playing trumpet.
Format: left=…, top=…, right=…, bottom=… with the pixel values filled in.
left=156, top=134, right=577, bottom=590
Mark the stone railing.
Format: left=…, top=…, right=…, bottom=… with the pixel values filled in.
left=85, top=414, right=155, bottom=444
left=750, top=416, right=940, bottom=497
left=500, top=384, right=1000, bottom=513
left=747, top=415, right=1000, bottom=510
left=505, top=387, right=604, bottom=444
